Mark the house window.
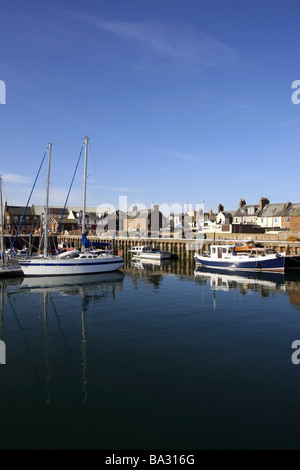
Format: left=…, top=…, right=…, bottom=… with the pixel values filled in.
left=286, top=217, right=290, bottom=222
left=25, top=216, right=29, bottom=222
left=235, top=218, right=238, bottom=224
left=274, top=217, right=278, bottom=223
left=14, top=216, right=18, bottom=222
left=248, top=207, right=254, bottom=215
left=243, top=217, right=246, bottom=223
left=250, top=217, right=254, bottom=223
left=261, top=218, right=264, bottom=223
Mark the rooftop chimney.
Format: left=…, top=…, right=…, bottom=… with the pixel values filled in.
left=239, top=198, right=246, bottom=209
left=259, top=197, right=269, bottom=211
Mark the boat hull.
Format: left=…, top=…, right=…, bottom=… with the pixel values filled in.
left=132, top=252, right=171, bottom=260
left=19, top=256, right=124, bottom=276
left=194, top=253, right=285, bottom=273
left=285, top=255, right=300, bottom=270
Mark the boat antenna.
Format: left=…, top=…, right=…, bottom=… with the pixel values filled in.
left=44, top=143, right=52, bottom=258
left=81, top=136, right=88, bottom=252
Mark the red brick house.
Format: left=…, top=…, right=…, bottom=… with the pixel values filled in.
left=4, top=203, right=40, bottom=234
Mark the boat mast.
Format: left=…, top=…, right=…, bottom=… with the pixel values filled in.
left=0, top=175, right=5, bottom=267
left=44, top=143, right=52, bottom=258
left=81, top=136, right=88, bottom=252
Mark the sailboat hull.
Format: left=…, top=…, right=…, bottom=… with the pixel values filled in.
left=19, top=256, right=124, bottom=276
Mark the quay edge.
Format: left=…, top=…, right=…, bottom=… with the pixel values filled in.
left=3, top=233, right=300, bottom=258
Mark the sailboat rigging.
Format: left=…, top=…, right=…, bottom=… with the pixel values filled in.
left=19, top=137, right=124, bottom=276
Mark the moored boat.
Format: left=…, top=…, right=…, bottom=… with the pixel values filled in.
left=19, top=253, right=124, bottom=277
left=129, top=245, right=172, bottom=260
left=194, top=244, right=286, bottom=273
left=19, top=138, right=124, bottom=277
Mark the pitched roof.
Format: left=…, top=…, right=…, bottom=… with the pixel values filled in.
left=258, top=203, right=287, bottom=217
left=50, top=218, right=76, bottom=225
left=69, top=206, right=100, bottom=213
left=126, top=209, right=150, bottom=219
left=6, top=205, right=32, bottom=216
left=234, top=205, right=259, bottom=217
left=221, top=211, right=236, bottom=217
left=281, top=203, right=300, bottom=217
left=48, top=207, right=69, bottom=216
left=290, top=205, right=300, bottom=217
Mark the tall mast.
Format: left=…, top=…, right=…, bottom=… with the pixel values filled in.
left=0, top=175, right=4, bottom=267
left=44, top=143, right=52, bottom=258
left=81, top=136, right=88, bottom=251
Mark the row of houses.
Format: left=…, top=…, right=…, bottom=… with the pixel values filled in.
left=2, top=203, right=170, bottom=235
left=2, top=197, right=300, bottom=236
left=3, top=203, right=104, bottom=235
left=211, top=197, right=300, bottom=233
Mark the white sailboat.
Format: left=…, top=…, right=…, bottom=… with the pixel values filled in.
left=19, top=137, right=124, bottom=277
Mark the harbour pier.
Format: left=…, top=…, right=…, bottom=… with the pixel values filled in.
left=4, top=234, right=300, bottom=257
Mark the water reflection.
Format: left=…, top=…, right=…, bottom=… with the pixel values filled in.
left=124, top=254, right=194, bottom=277
left=194, top=266, right=300, bottom=309
left=20, top=271, right=125, bottom=295
left=1, top=263, right=300, bottom=409
left=0, top=272, right=125, bottom=405
left=130, top=259, right=173, bottom=270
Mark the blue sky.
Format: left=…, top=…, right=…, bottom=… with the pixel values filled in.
left=0, top=0, right=300, bottom=213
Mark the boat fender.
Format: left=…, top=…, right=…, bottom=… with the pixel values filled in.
left=275, top=252, right=281, bottom=258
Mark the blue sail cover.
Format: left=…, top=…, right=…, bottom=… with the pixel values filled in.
left=82, top=233, right=90, bottom=248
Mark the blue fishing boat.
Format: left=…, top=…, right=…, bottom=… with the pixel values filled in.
left=194, top=244, right=286, bottom=273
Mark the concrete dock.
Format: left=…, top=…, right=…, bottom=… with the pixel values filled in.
left=3, top=233, right=300, bottom=257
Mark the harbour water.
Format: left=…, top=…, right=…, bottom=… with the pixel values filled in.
left=1, top=258, right=300, bottom=450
